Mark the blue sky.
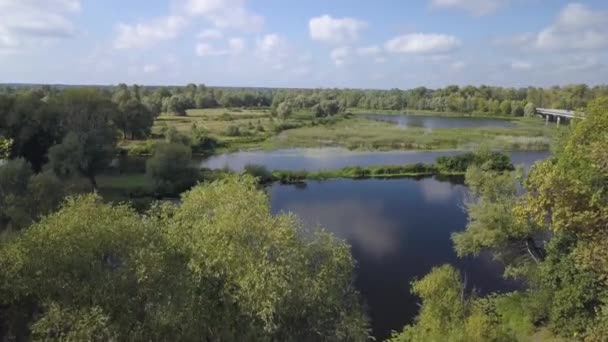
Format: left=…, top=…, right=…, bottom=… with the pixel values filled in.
left=1, top=0, right=607, bottom=88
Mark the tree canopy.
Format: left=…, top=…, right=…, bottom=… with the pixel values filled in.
left=0, top=175, right=369, bottom=341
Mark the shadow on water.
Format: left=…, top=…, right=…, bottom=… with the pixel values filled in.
left=269, top=176, right=521, bottom=340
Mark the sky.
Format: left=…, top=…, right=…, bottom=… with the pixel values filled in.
left=1, top=0, right=608, bottom=89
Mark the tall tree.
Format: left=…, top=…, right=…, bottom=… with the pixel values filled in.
left=47, top=88, right=118, bottom=190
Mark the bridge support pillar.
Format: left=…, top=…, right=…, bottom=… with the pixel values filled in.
left=557, top=116, right=561, bottom=127
left=545, top=114, right=549, bottom=125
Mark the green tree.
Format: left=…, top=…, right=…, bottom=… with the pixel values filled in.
left=0, top=176, right=369, bottom=341
left=277, top=101, right=293, bottom=120
left=46, top=88, right=118, bottom=190
left=0, top=159, right=65, bottom=232
left=113, top=98, right=154, bottom=139
left=145, top=142, right=198, bottom=194
left=389, top=265, right=518, bottom=342
left=524, top=102, right=536, bottom=117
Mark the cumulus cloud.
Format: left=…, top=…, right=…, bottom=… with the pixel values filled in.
left=357, top=45, right=381, bottom=56
left=196, top=37, right=245, bottom=56
left=0, top=0, right=81, bottom=52
left=180, top=0, right=264, bottom=31
left=115, top=0, right=263, bottom=50
left=114, top=16, right=187, bottom=49
left=535, top=3, right=608, bottom=51
left=198, top=28, right=223, bottom=40
left=309, top=15, right=367, bottom=45
left=330, top=46, right=351, bottom=66
left=430, top=0, right=509, bottom=16
left=385, top=33, right=461, bottom=54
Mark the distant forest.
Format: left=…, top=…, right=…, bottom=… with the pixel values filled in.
left=1, top=83, right=605, bottom=116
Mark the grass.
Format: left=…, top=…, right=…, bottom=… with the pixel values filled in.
left=258, top=117, right=555, bottom=151
left=119, top=107, right=558, bottom=155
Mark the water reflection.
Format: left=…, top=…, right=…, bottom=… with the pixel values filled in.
left=360, top=114, right=515, bottom=130
left=270, top=177, right=520, bottom=340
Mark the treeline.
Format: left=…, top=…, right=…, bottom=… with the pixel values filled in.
left=390, top=97, right=608, bottom=341
left=2, top=83, right=606, bottom=119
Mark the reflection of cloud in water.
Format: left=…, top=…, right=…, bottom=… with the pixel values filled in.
left=419, top=179, right=457, bottom=203
left=281, top=199, right=401, bottom=260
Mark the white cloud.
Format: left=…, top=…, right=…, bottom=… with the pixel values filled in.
left=330, top=46, right=351, bottom=66
left=430, top=0, right=509, bottom=16
left=198, top=28, right=223, bottom=40
left=309, top=15, right=367, bottom=45
left=180, top=0, right=264, bottom=32
left=196, top=37, right=245, bottom=56
left=357, top=45, right=381, bottom=56
left=511, top=61, right=532, bottom=70
left=385, top=33, right=461, bottom=54
left=535, top=3, right=608, bottom=51
left=114, top=16, right=187, bottom=49
left=0, top=0, right=81, bottom=52
left=255, top=33, right=285, bottom=55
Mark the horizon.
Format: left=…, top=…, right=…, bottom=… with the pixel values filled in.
left=1, top=1, right=608, bottom=88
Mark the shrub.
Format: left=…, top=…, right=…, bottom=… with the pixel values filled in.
left=225, top=125, right=241, bottom=137
left=243, top=164, right=273, bottom=184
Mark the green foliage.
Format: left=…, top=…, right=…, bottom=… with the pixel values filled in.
left=0, top=159, right=65, bottom=232
left=436, top=150, right=513, bottom=173
left=0, top=176, right=369, bottom=341
left=225, top=125, right=241, bottom=136
left=145, top=142, right=198, bottom=194
left=524, top=102, right=536, bottom=117
left=389, top=265, right=519, bottom=342
left=0, top=136, right=13, bottom=159
left=114, top=98, right=155, bottom=139
left=243, top=164, right=273, bottom=183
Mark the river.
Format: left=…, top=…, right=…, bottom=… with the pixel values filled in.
left=199, top=147, right=548, bottom=339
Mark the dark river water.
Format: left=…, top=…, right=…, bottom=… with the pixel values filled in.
left=198, top=147, right=549, bottom=339
left=269, top=177, right=519, bottom=340
left=360, top=114, right=515, bottom=129
left=200, top=148, right=550, bottom=171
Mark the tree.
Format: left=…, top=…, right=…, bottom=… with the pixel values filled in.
left=389, top=265, right=518, bottom=342
left=47, top=88, right=118, bottom=190
left=165, top=94, right=193, bottom=116
left=0, top=92, right=63, bottom=171
left=277, top=101, right=292, bottom=120
left=499, top=100, right=512, bottom=115
left=113, top=99, right=154, bottom=139
left=0, top=176, right=369, bottom=341
left=145, top=142, right=198, bottom=194
left=524, top=102, right=536, bottom=117
left=0, top=159, right=65, bottom=232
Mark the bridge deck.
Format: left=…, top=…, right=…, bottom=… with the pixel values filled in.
left=536, top=108, right=582, bottom=119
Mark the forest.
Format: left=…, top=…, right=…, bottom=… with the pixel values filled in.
left=0, top=84, right=607, bottom=341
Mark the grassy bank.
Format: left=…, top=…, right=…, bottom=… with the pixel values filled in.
left=119, top=107, right=557, bottom=155
left=259, top=117, right=555, bottom=151
left=244, top=151, right=513, bottom=184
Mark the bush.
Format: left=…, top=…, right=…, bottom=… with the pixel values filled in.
left=272, top=170, right=308, bottom=183
left=243, top=164, right=273, bottom=184
left=146, top=143, right=199, bottom=195
left=225, top=125, right=241, bottom=137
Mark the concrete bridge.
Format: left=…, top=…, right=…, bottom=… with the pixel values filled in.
left=536, top=108, right=584, bottom=126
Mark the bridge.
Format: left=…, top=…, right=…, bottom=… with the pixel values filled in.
left=536, top=108, right=584, bottom=125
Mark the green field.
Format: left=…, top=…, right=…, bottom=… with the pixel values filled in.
left=120, top=108, right=557, bottom=154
